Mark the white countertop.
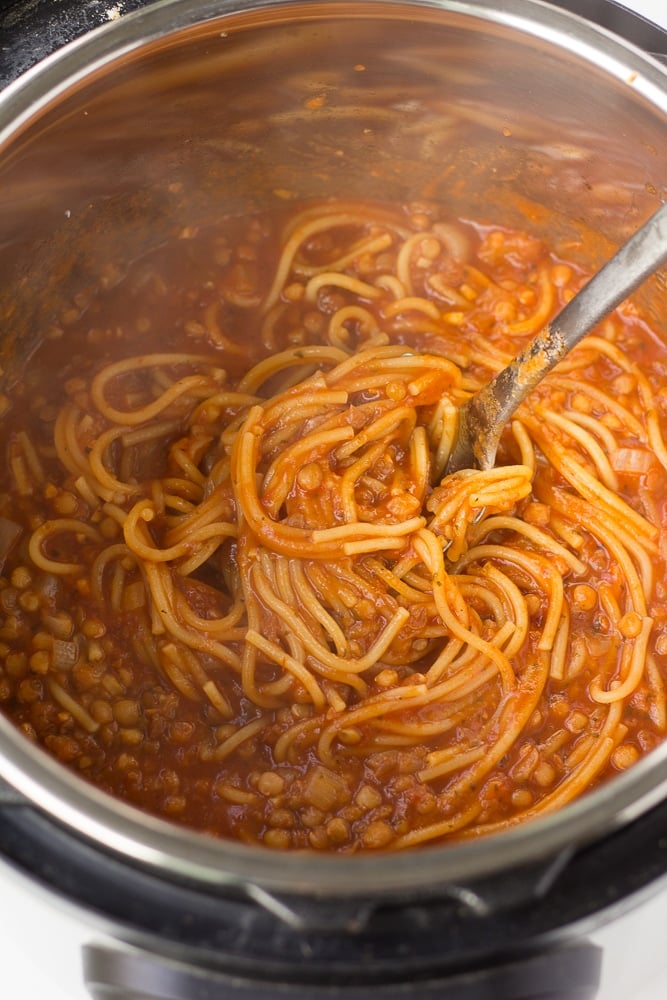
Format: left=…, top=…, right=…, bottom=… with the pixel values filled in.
left=626, top=0, right=665, bottom=27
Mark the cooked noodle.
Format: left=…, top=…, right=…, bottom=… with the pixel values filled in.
left=1, top=198, right=666, bottom=851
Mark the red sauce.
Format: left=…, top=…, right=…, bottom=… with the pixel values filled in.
left=0, top=200, right=665, bottom=851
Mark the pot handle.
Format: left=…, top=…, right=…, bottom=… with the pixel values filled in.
left=83, top=939, right=602, bottom=1000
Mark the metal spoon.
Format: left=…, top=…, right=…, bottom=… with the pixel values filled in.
left=445, top=201, right=667, bottom=475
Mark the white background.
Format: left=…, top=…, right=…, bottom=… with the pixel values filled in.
left=1, top=1, right=667, bottom=998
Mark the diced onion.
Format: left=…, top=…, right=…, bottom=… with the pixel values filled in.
left=611, top=448, right=653, bottom=475
left=0, top=517, right=21, bottom=570
left=34, top=573, right=61, bottom=601
left=302, top=765, right=350, bottom=811
left=122, top=580, right=146, bottom=611
left=52, top=639, right=80, bottom=671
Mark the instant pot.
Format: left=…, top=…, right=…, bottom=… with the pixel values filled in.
left=1, top=2, right=667, bottom=998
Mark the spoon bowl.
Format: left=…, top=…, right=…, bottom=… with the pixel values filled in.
left=445, top=201, right=667, bottom=475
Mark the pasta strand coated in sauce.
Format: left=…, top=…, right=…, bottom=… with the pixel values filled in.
left=0, top=199, right=666, bottom=852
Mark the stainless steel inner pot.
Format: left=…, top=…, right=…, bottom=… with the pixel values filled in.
left=0, top=0, right=666, bottom=908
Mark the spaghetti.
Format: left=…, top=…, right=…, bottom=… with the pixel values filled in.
left=0, top=198, right=666, bottom=852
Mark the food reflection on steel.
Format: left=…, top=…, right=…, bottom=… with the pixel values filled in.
left=0, top=199, right=666, bottom=852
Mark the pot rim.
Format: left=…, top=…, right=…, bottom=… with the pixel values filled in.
left=1, top=0, right=667, bottom=901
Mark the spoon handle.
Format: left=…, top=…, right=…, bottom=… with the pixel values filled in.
left=447, top=201, right=667, bottom=474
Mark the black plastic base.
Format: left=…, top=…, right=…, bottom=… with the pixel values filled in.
left=83, top=940, right=602, bottom=1000
left=2, top=794, right=667, bottom=996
